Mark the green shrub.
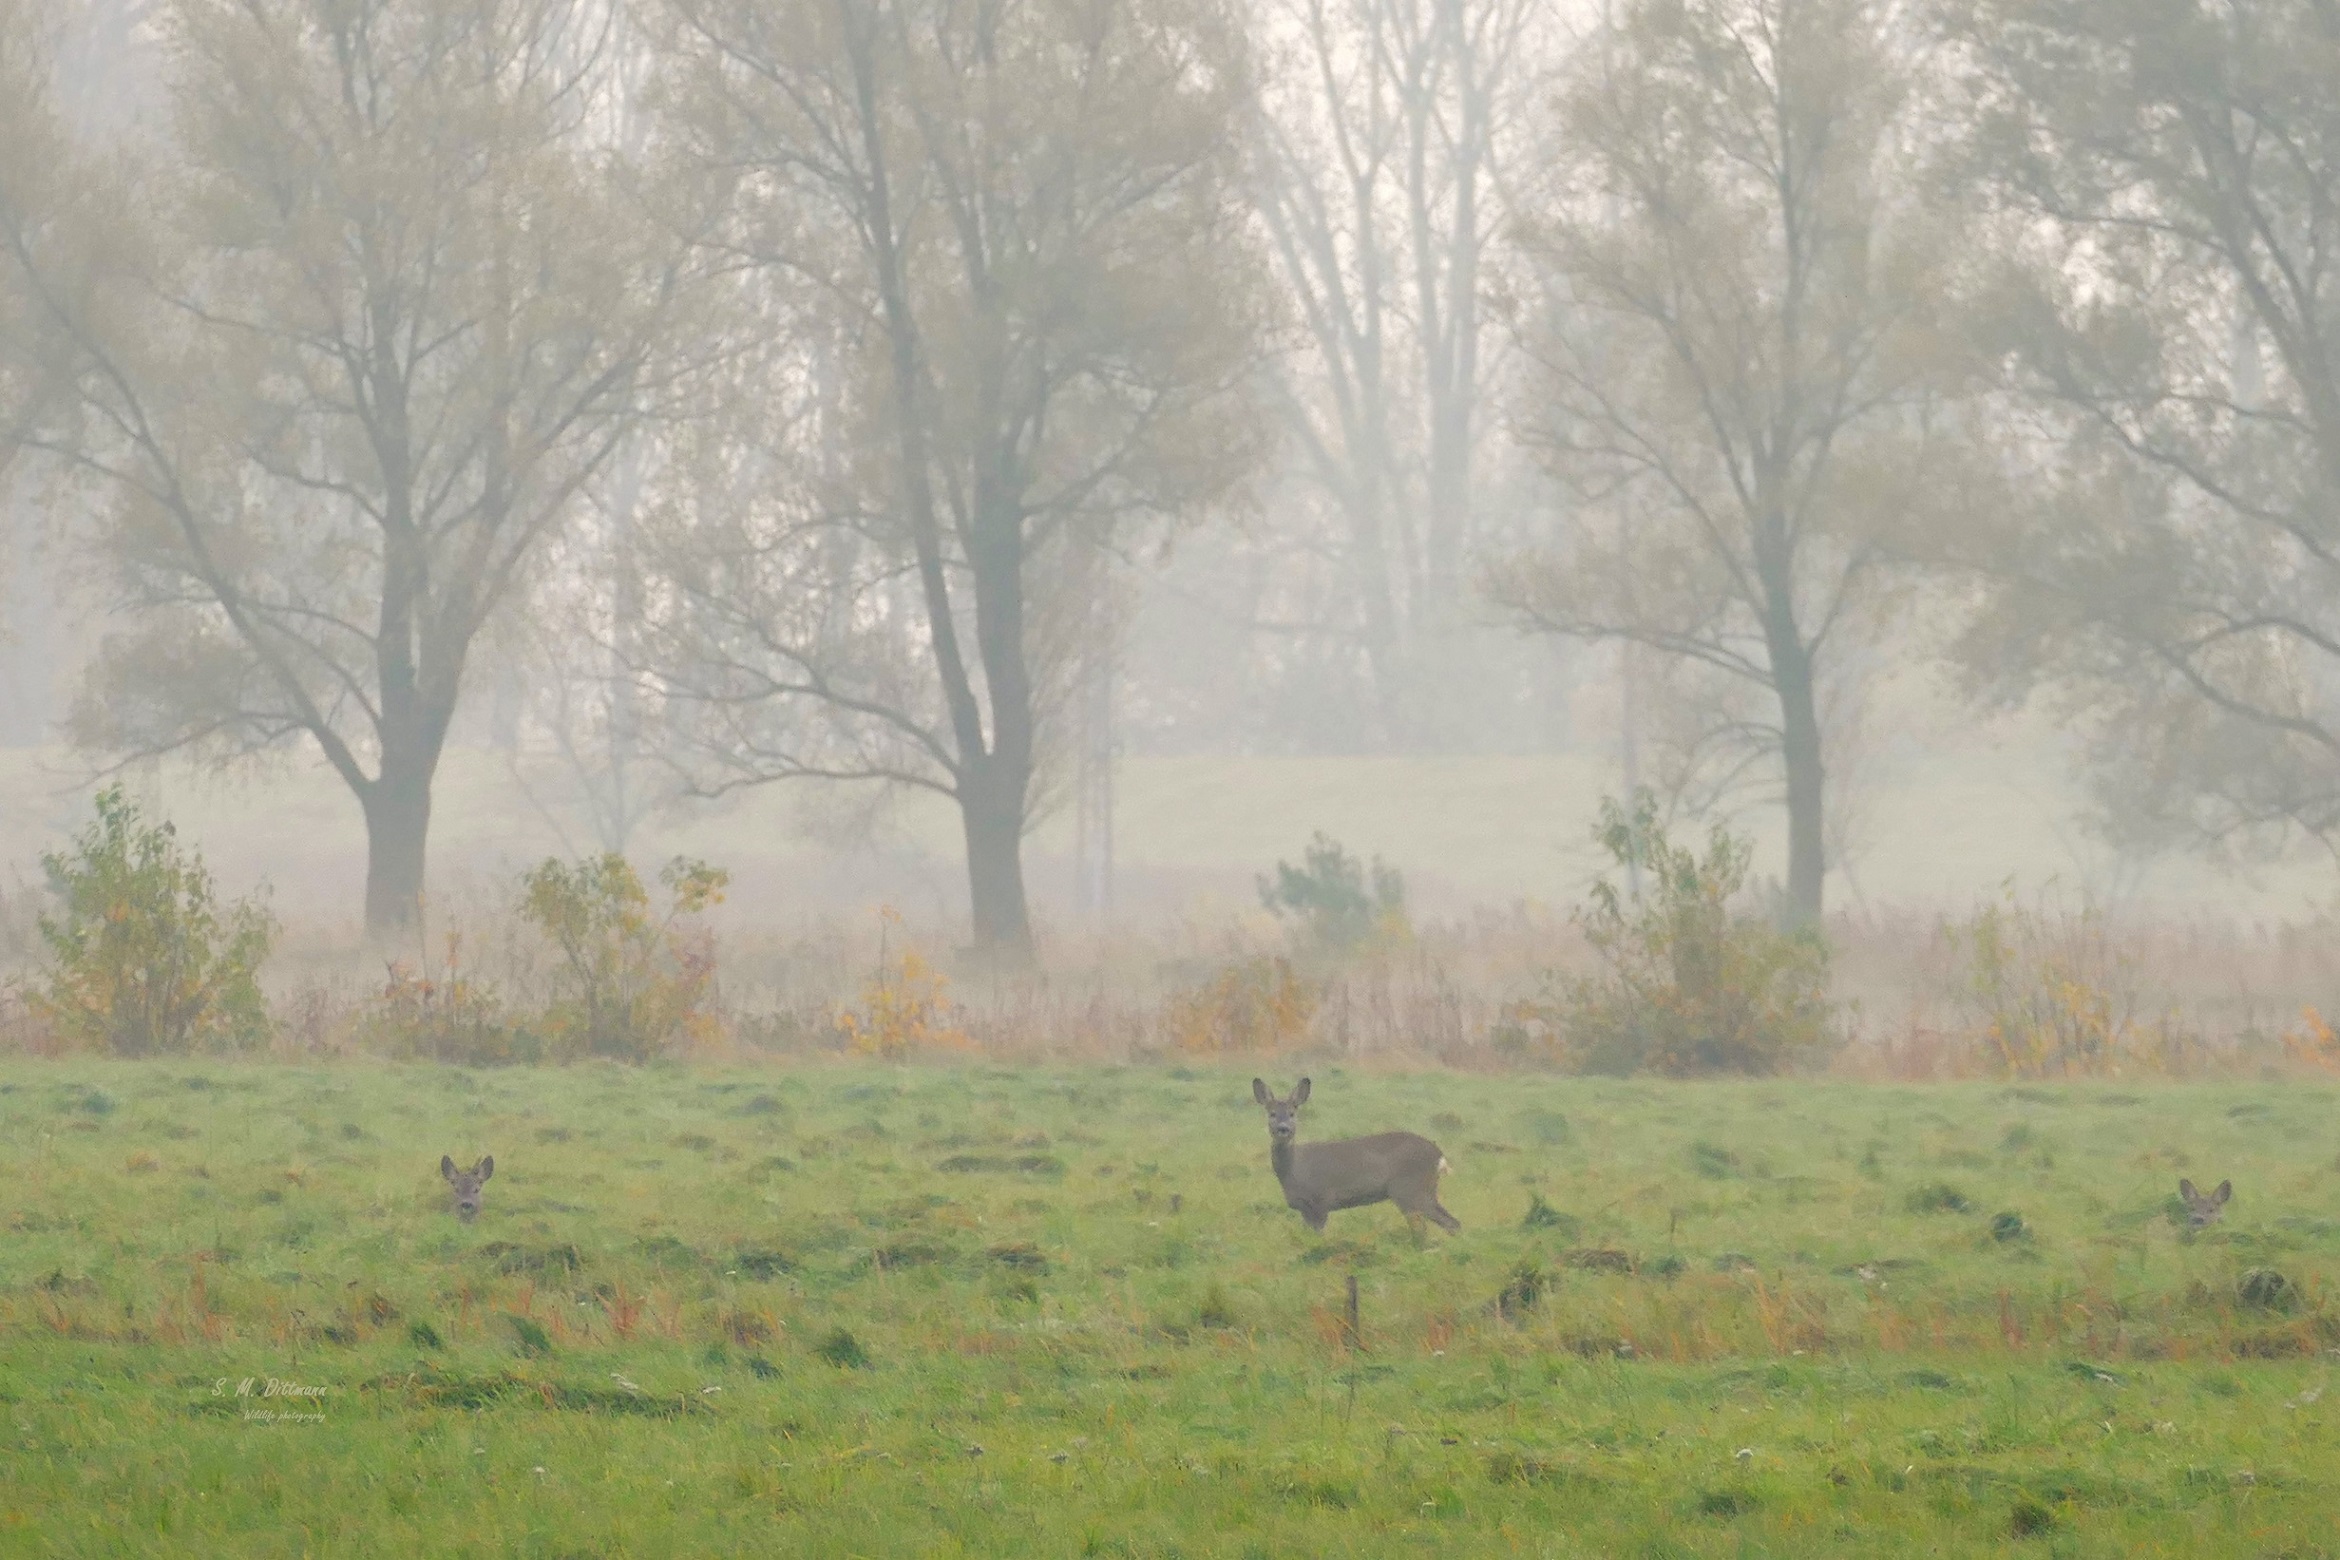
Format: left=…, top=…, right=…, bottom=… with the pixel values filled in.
left=520, top=854, right=729, bottom=1062
left=1257, top=832, right=1406, bottom=952
left=33, top=786, right=273, bottom=1056
left=1504, top=793, right=1835, bottom=1076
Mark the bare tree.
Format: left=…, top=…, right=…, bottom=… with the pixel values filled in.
left=645, top=0, right=1268, bottom=959
left=0, top=0, right=687, bottom=937
left=1249, top=0, right=1539, bottom=747
left=1489, top=0, right=1953, bottom=925
left=1933, top=0, right=2340, bottom=856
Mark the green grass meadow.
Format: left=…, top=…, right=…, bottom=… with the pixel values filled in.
left=4, top=1061, right=2338, bottom=1556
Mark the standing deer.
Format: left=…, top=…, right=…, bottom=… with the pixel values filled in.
left=442, top=1155, right=494, bottom=1222
left=1252, top=1078, right=1459, bottom=1239
left=2178, top=1177, right=2231, bottom=1232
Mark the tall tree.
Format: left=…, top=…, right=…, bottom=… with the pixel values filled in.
left=646, top=0, right=1267, bottom=958
left=0, top=0, right=161, bottom=750
left=0, top=0, right=684, bottom=937
left=1249, top=0, right=1539, bottom=748
left=1489, top=0, right=1952, bottom=925
left=1934, top=0, right=2340, bottom=854
left=0, top=0, right=71, bottom=468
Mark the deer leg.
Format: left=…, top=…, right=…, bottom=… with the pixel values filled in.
left=1429, top=1200, right=1462, bottom=1234
left=1405, top=1209, right=1428, bottom=1247
left=1305, top=1207, right=1329, bottom=1233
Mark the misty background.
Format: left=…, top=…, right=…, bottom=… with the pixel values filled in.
left=3, top=0, right=2337, bottom=977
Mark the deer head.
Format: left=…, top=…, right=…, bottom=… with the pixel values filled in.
left=2178, top=1177, right=2230, bottom=1231
left=442, top=1155, right=494, bottom=1221
left=1253, top=1076, right=1310, bottom=1143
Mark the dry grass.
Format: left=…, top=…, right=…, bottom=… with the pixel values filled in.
left=4, top=835, right=2338, bottom=1078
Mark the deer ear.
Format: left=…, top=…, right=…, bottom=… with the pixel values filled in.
left=2213, top=1180, right=2230, bottom=1205
left=478, top=1157, right=494, bottom=1181
left=1292, top=1077, right=1311, bottom=1105
left=2179, top=1178, right=2197, bottom=1201
left=1252, top=1078, right=1271, bottom=1105
left=442, top=1155, right=457, bottom=1180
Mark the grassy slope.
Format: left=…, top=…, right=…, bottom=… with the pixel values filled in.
left=3, top=1061, right=2338, bottom=1556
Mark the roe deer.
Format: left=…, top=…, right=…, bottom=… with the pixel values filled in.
left=1253, top=1078, right=1459, bottom=1239
left=2178, top=1177, right=2230, bottom=1232
left=442, top=1155, right=494, bottom=1221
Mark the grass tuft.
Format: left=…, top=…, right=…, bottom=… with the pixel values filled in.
left=2010, top=1498, right=2056, bottom=1538
left=814, top=1327, right=871, bottom=1369
left=1906, top=1182, right=1976, bottom=1214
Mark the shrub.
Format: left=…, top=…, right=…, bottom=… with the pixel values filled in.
left=520, top=854, right=729, bottom=1061
left=1505, top=793, right=1835, bottom=1076
left=33, top=786, right=273, bottom=1056
left=1258, top=832, right=1407, bottom=953
left=358, top=933, right=537, bottom=1065
left=1945, top=890, right=2148, bottom=1077
left=834, top=908, right=975, bottom=1059
left=1164, top=955, right=1317, bottom=1054
left=2279, top=1006, right=2340, bottom=1073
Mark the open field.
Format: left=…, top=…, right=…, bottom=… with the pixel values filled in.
left=5, top=1061, right=2339, bottom=1556
left=6, top=715, right=2338, bottom=938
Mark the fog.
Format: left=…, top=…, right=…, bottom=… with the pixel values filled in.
left=4, top=0, right=2338, bottom=964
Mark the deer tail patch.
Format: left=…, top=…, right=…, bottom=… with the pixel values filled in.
left=1437, top=1156, right=1451, bottom=1178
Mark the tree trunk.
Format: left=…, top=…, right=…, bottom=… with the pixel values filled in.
left=959, top=758, right=1033, bottom=960
left=361, top=758, right=434, bottom=942
left=1770, top=637, right=1826, bottom=929
left=1350, top=488, right=1410, bottom=750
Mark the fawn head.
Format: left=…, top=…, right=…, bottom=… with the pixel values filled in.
left=1252, top=1077, right=1311, bottom=1144
left=2178, top=1177, right=2230, bottom=1231
left=442, top=1155, right=494, bottom=1221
